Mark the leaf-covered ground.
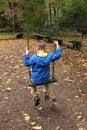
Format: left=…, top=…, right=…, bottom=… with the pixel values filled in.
left=0, top=39, right=87, bottom=130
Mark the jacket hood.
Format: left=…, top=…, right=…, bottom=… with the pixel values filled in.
left=37, top=52, right=48, bottom=57
left=34, top=54, right=51, bottom=66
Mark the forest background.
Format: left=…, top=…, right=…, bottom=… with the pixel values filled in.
left=0, top=0, right=87, bottom=35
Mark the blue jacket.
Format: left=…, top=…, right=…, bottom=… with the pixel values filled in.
left=24, top=47, right=62, bottom=84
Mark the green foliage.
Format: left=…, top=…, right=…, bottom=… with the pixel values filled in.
left=0, top=0, right=48, bottom=33
left=0, top=0, right=87, bottom=34
left=25, top=0, right=47, bottom=32
left=58, top=0, right=87, bottom=31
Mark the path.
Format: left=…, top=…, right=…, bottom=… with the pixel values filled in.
left=0, top=39, right=87, bottom=130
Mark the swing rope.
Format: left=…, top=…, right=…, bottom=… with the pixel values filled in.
left=51, top=11, right=58, bottom=81
left=25, top=0, right=31, bottom=83
left=51, top=44, right=56, bottom=80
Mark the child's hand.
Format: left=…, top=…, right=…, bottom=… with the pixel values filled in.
left=26, top=47, right=29, bottom=55
left=54, top=40, right=59, bottom=48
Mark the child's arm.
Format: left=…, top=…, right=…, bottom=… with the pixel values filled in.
left=54, top=40, right=60, bottom=48
left=51, top=40, right=62, bottom=62
left=26, top=47, right=30, bottom=55
left=24, top=48, right=35, bottom=67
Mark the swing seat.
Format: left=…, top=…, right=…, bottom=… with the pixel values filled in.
left=28, top=77, right=57, bottom=87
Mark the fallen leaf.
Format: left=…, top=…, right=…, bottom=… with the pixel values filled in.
left=6, top=79, right=11, bottom=84
left=14, top=65, right=19, bottom=69
left=75, top=95, right=79, bottom=98
left=32, top=126, right=42, bottom=130
left=84, top=73, right=87, bottom=76
left=0, top=89, right=4, bottom=92
left=10, top=55, right=14, bottom=58
left=53, top=82, right=58, bottom=85
left=4, top=96, right=9, bottom=100
left=82, top=63, right=87, bottom=67
left=77, top=115, right=82, bottom=119
left=63, top=70, right=67, bottom=73
left=78, top=90, right=82, bottom=92
left=16, top=76, right=19, bottom=78
left=30, top=122, right=36, bottom=126
left=0, top=77, right=2, bottom=82
left=6, top=87, right=12, bottom=91
left=3, top=72, right=8, bottom=75
left=64, top=77, right=74, bottom=82
left=80, top=80, right=83, bottom=83
left=38, top=107, right=43, bottom=111
left=37, top=117, right=40, bottom=119
left=24, top=76, right=27, bottom=79
left=24, top=115, right=30, bottom=121
left=23, top=113, right=31, bottom=121
left=23, top=113, right=28, bottom=116
left=56, top=126, right=61, bottom=130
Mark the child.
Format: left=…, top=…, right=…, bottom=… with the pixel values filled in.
left=24, top=40, right=62, bottom=106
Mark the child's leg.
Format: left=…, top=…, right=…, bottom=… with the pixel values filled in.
left=43, top=84, right=50, bottom=100
left=31, top=86, right=38, bottom=97
left=31, top=86, right=40, bottom=106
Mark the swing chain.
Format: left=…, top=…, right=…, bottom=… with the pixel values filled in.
left=25, top=0, right=31, bottom=82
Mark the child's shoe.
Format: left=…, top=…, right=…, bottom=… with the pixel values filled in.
left=34, top=96, right=40, bottom=106
left=44, top=95, right=49, bottom=100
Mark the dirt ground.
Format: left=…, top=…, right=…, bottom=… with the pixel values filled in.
left=0, top=39, right=87, bottom=130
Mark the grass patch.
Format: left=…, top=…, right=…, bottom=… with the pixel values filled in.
left=0, top=33, right=16, bottom=39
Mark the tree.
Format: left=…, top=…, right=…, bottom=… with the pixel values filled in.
left=0, top=0, right=24, bottom=32
left=0, top=0, right=87, bottom=35
left=24, top=0, right=47, bottom=32
left=57, top=0, right=87, bottom=32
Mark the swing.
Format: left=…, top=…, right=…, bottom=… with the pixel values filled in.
left=27, top=44, right=57, bottom=87
left=25, top=0, right=57, bottom=87
left=28, top=77, right=57, bottom=87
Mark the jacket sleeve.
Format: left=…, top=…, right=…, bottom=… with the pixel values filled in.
left=51, top=47, right=62, bottom=62
left=24, top=54, right=35, bottom=67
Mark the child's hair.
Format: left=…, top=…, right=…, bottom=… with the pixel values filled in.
left=36, top=40, right=46, bottom=50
